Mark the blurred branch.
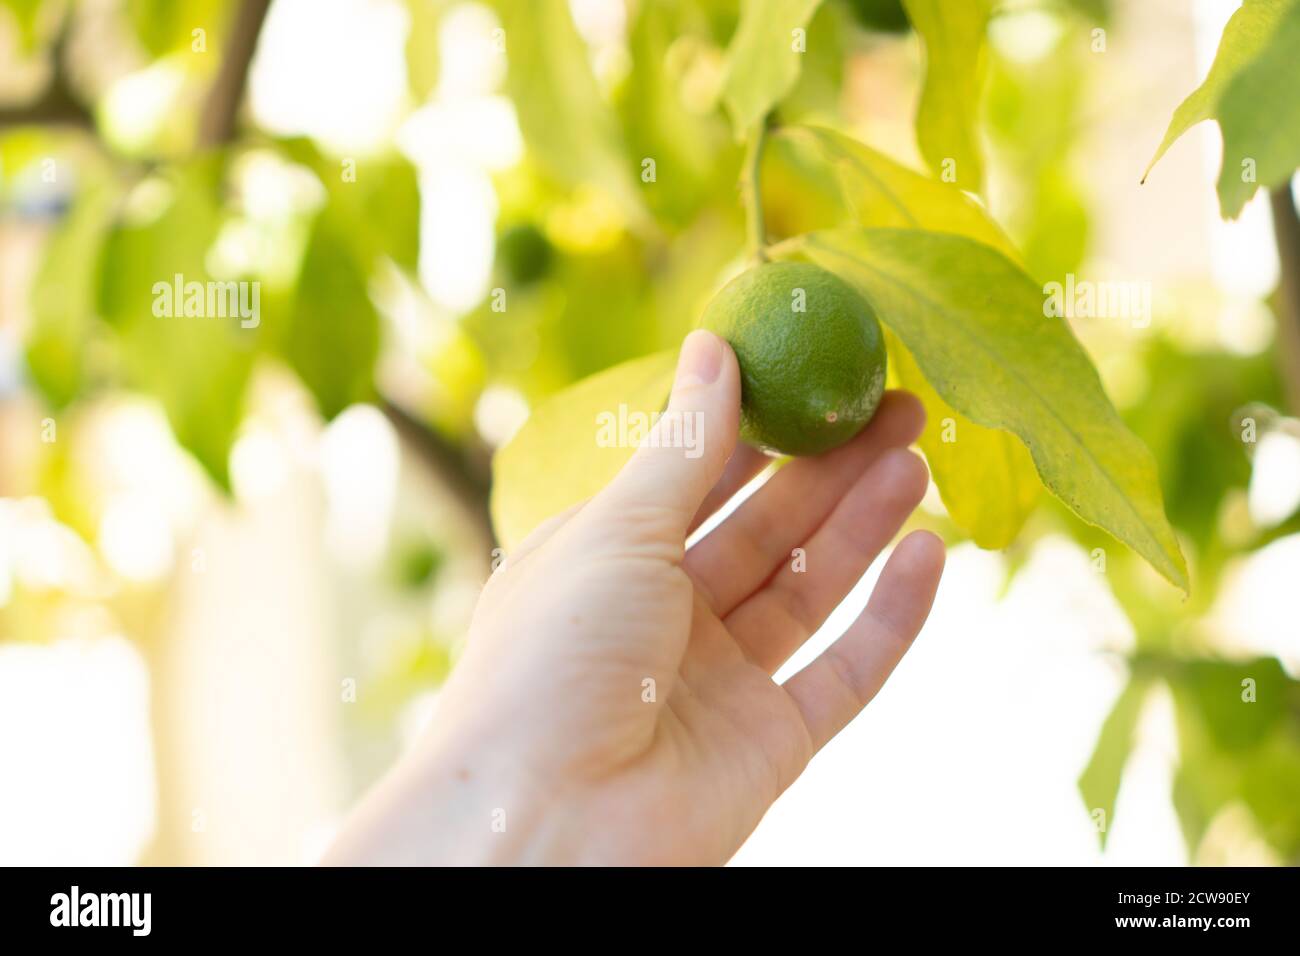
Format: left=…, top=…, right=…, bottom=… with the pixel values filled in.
left=1270, top=186, right=1300, bottom=416
left=0, top=22, right=94, bottom=129
left=380, top=399, right=496, bottom=546
left=197, top=0, right=272, bottom=147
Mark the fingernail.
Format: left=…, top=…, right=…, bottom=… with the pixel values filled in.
left=677, top=330, right=723, bottom=387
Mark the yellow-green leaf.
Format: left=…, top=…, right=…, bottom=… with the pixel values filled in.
left=4, top=0, right=46, bottom=52
left=887, top=330, right=1039, bottom=548
left=96, top=158, right=254, bottom=490
left=1143, top=0, right=1300, bottom=218
left=802, top=228, right=1188, bottom=591
left=283, top=209, right=380, bottom=420
left=497, top=0, right=644, bottom=223
left=720, top=0, right=824, bottom=137
left=127, top=0, right=230, bottom=56
left=901, top=0, right=992, bottom=192
left=1168, top=657, right=1300, bottom=857
left=27, top=170, right=119, bottom=408
left=785, top=125, right=1039, bottom=547
left=491, top=349, right=677, bottom=550
left=782, top=125, right=1017, bottom=258
left=1078, top=676, right=1149, bottom=849
left=1216, top=2, right=1300, bottom=217
left=405, top=0, right=443, bottom=102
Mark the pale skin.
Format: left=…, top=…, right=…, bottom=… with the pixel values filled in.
left=324, top=329, right=945, bottom=866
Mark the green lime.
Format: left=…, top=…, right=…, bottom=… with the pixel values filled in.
left=700, top=261, right=886, bottom=456
left=496, top=223, right=553, bottom=286
left=843, top=0, right=911, bottom=33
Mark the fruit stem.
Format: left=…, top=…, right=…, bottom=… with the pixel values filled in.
left=741, top=117, right=769, bottom=262
left=765, top=235, right=806, bottom=260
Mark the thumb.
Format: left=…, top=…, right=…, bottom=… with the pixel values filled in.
left=593, top=329, right=740, bottom=543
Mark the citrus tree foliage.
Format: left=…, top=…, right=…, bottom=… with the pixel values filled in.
left=720, top=0, right=823, bottom=136
left=5, top=0, right=1300, bottom=861
left=482, top=0, right=1300, bottom=861
left=901, top=0, right=991, bottom=192
left=1144, top=0, right=1300, bottom=218
left=492, top=1, right=1188, bottom=594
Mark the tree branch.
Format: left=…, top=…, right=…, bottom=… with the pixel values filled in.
left=1269, top=186, right=1300, bottom=416
left=380, top=399, right=495, bottom=546
left=0, top=20, right=94, bottom=129
left=197, top=0, right=271, bottom=147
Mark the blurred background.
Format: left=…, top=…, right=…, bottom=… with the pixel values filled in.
left=1, top=0, right=1298, bottom=865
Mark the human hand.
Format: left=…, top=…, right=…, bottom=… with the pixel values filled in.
left=324, top=329, right=944, bottom=866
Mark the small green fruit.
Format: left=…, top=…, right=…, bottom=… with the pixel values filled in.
left=496, top=223, right=553, bottom=287
left=844, top=0, right=911, bottom=33
left=700, top=261, right=887, bottom=457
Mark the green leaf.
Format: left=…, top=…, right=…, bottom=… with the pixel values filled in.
left=786, top=125, right=1040, bottom=547
left=1216, top=3, right=1300, bottom=217
left=127, top=0, right=229, bottom=56
left=497, top=0, right=645, bottom=223
left=279, top=139, right=420, bottom=272
left=1078, top=676, right=1149, bottom=849
left=843, top=0, right=910, bottom=34
left=97, top=158, right=253, bottom=490
left=282, top=209, right=381, bottom=420
left=720, top=0, right=823, bottom=137
left=1120, top=344, right=1282, bottom=592
left=1178, top=657, right=1291, bottom=752
left=404, top=0, right=443, bottom=102
left=26, top=172, right=119, bottom=407
left=771, top=0, right=847, bottom=125
left=1144, top=0, right=1290, bottom=174
left=1143, top=0, right=1300, bottom=218
left=887, top=330, right=1039, bottom=548
left=984, top=32, right=1092, bottom=281
left=1170, top=754, right=1223, bottom=859
left=1169, top=658, right=1300, bottom=858
left=620, top=0, right=736, bottom=227
left=491, top=349, right=677, bottom=551
left=800, top=228, right=1189, bottom=591
left=782, top=125, right=1018, bottom=260
left=1064, top=0, right=1110, bottom=25
left=341, top=156, right=421, bottom=273
left=3, top=0, right=46, bottom=52
left=901, top=0, right=992, bottom=192
left=1231, top=736, right=1300, bottom=857
left=761, top=132, right=855, bottom=239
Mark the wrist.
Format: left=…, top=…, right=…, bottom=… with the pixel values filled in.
left=399, top=734, right=579, bottom=866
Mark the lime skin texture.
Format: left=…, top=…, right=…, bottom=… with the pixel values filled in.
left=700, top=261, right=887, bottom=457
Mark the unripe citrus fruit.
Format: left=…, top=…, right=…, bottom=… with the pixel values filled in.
left=845, top=0, right=910, bottom=33
left=496, top=222, right=553, bottom=286
left=700, top=261, right=886, bottom=456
